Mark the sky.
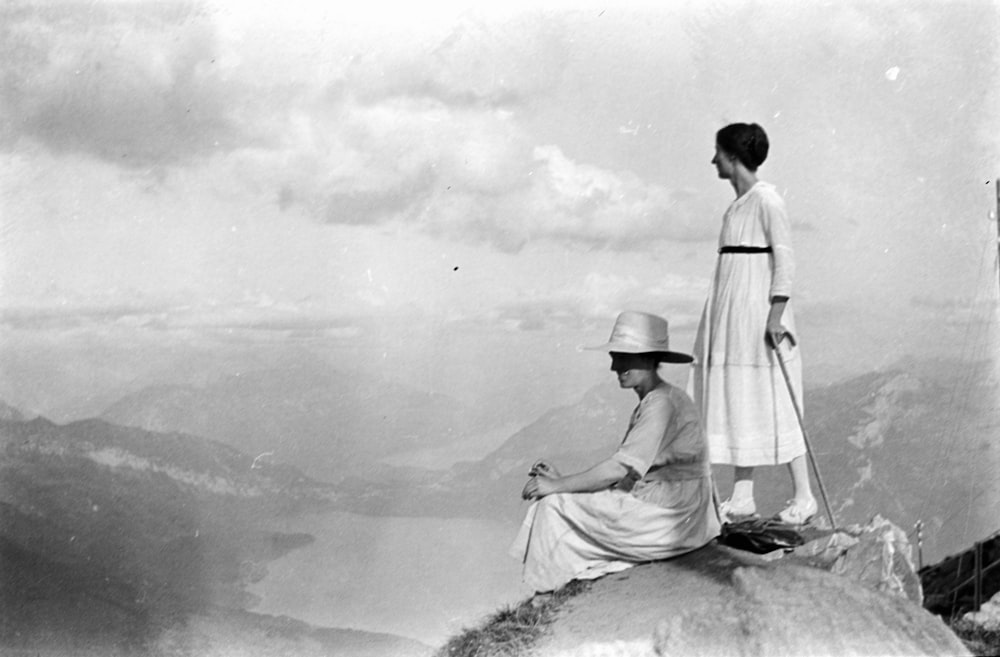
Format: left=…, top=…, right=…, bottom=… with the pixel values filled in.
left=1, top=0, right=999, bottom=425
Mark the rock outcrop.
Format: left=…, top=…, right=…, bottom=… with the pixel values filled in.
left=789, top=515, right=925, bottom=605
left=531, top=542, right=969, bottom=657
left=963, top=590, right=1000, bottom=631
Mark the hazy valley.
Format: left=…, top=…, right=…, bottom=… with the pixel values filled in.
left=0, top=410, right=431, bottom=656
left=99, top=366, right=507, bottom=484
left=2, top=355, right=998, bottom=654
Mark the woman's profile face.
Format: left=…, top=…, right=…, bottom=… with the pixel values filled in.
left=711, top=144, right=735, bottom=179
left=609, top=353, right=656, bottom=389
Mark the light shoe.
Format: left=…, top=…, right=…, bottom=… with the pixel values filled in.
left=719, top=497, right=757, bottom=523
left=776, top=497, right=818, bottom=525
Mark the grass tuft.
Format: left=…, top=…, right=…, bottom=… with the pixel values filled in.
left=435, top=580, right=591, bottom=657
left=947, top=618, right=1000, bottom=657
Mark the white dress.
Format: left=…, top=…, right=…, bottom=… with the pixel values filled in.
left=689, top=181, right=807, bottom=467
left=509, top=383, right=720, bottom=593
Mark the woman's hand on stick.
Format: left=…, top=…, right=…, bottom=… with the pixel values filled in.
left=766, top=297, right=795, bottom=349
left=765, top=321, right=796, bottom=349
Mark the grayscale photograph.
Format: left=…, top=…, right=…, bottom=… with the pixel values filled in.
left=1, top=1, right=998, bottom=655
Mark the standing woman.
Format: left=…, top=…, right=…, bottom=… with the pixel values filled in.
left=690, top=122, right=817, bottom=524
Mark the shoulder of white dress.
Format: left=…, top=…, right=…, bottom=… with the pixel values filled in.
left=645, top=384, right=675, bottom=406
left=664, top=383, right=695, bottom=407
left=753, top=183, right=786, bottom=208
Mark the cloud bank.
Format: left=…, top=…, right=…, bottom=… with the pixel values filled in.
left=1, top=3, right=708, bottom=252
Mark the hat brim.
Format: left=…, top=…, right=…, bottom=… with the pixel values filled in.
left=585, top=342, right=694, bottom=364
left=654, top=351, right=695, bottom=364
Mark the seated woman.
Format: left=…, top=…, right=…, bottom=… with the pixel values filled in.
left=509, top=311, right=721, bottom=594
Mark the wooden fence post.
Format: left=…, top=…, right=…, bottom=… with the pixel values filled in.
left=915, top=520, right=923, bottom=570
left=973, top=540, right=982, bottom=612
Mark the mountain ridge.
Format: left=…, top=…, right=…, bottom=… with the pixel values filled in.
left=0, top=398, right=28, bottom=422
left=100, top=366, right=491, bottom=483
left=0, top=413, right=429, bottom=656
left=345, top=357, right=999, bottom=565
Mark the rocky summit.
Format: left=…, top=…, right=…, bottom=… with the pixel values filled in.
left=528, top=537, right=969, bottom=657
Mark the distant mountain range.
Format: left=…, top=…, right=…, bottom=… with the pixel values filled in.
left=758, top=357, right=999, bottom=564
left=0, top=399, right=29, bottom=422
left=344, top=357, right=1000, bottom=565
left=4, top=355, right=996, bottom=653
left=0, top=410, right=429, bottom=656
left=101, top=366, right=490, bottom=483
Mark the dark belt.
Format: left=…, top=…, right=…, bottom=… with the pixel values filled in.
left=718, top=245, right=773, bottom=254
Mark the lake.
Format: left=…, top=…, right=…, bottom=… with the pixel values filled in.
left=248, top=510, right=528, bottom=648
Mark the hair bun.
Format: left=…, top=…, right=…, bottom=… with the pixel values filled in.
left=716, top=122, right=770, bottom=171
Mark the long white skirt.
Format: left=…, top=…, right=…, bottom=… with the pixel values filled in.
left=690, top=246, right=807, bottom=466
left=508, top=478, right=720, bottom=593
left=689, top=355, right=807, bottom=466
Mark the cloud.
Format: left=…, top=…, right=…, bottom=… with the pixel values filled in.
left=0, top=282, right=188, bottom=330
left=686, top=1, right=998, bottom=190
left=342, top=12, right=570, bottom=106
left=516, top=145, right=713, bottom=247
left=3, top=5, right=708, bottom=253
left=213, top=11, right=706, bottom=253
left=0, top=303, right=174, bottom=331
left=1, top=2, right=240, bottom=164
left=256, top=105, right=708, bottom=251
left=230, top=97, right=529, bottom=229
left=910, top=293, right=999, bottom=329
left=910, top=295, right=994, bottom=313
left=0, top=290, right=365, bottom=337
left=487, top=271, right=707, bottom=332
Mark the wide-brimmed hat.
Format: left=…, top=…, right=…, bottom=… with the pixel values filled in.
left=586, top=311, right=693, bottom=363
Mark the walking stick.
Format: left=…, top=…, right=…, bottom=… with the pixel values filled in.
left=772, top=342, right=838, bottom=531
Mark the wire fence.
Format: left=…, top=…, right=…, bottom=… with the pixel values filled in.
left=920, top=530, right=1000, bottom=618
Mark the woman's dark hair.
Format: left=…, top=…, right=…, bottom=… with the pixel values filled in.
left=716, top=123, right=769, bottom=171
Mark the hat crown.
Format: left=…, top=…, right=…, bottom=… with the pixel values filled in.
left=586, top=311, right=693, bottom=363
left=606, top=311, right=671, bottom=352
